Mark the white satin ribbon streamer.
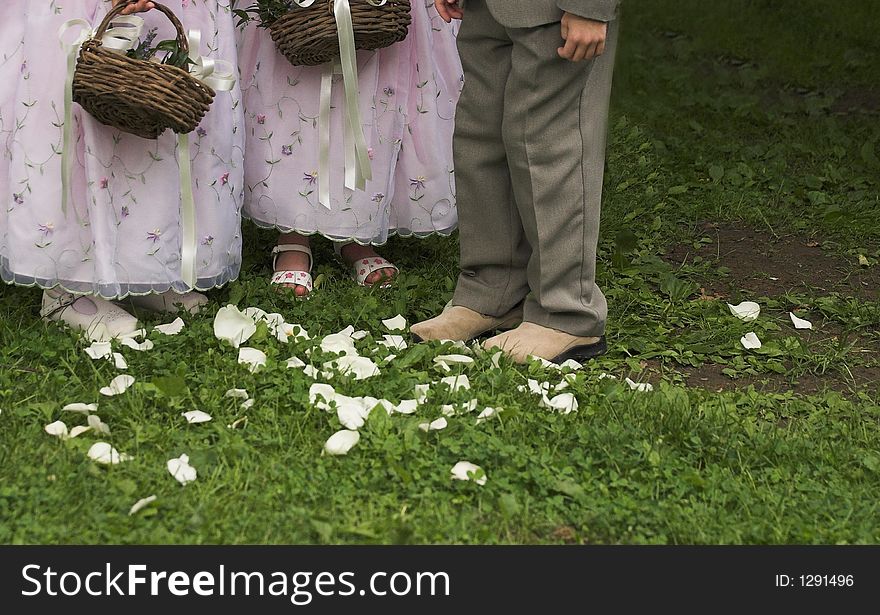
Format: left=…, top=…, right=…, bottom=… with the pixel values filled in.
left=59, top=16, right=144, bottom=216
left=186, top=30, right=236, bottom=92
left=290, top=0, right=383, bottom=209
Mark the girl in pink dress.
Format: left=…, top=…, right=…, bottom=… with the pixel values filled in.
left=237, top=1, right=462, bottom=296
left=0, top=0, right=244, bottom=338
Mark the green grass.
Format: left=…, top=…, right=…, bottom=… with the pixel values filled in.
left=1, top=0, right=879, bottom=544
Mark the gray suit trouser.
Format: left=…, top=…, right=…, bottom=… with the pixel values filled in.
left=451, top=0, right=618, bottom=337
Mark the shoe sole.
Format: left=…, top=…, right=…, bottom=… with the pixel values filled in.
left=550, top=336, right=608, bottom=364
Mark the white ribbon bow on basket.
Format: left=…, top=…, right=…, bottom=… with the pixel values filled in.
left=58, top=16, right=236, bottom=288
left=291, top=0, right=385, bottom=209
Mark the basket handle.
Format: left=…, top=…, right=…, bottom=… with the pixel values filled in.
left=96, top=1, right=189, bottom=55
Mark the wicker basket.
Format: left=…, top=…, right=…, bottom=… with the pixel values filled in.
left=72, top=2, right=215, bottom=140
left=270, top=0, right=412, bottom=67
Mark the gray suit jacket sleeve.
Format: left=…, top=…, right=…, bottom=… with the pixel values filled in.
left=556, top=0, right=621, bottom=22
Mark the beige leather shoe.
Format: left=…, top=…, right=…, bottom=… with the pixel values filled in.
left=483, top=322, right=606, bottom=364
left=410, top=304, right=523, bottom=342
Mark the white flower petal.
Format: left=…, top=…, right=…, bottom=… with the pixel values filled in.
left=476, top=407, right=500, bottom=424
left=121, top=337, right=154, bottom=352
left=154, top=317, right=185, bottom=336
left=303, top=365, right=322, bottom=379
left=68, top=425, right=92, bottom=438
left=440, top=404, right=457, bottom=417
left=382, top=314, right=407, bottom=331
left=99, top=374, right=135, bottom=397
left=490, top=351, right=503, bottom=369
left=224, top=389, right=248, bottom=402
left=45, top=420, right=68, bottom=438
left=309, top=384, right=337, bottom=410
left=88, top=442, right=131, bottom=464
left=128, top=495, right=157, bottom=516
left=85, top=341, right=113, bottom=360
left=324, top=429, right=360, bottom=456
left=440, top=375, right=471, bottom=392
left=320, top=332, right=359, bottom=356
left=559, top=359, right=583, bottom=371
left=395, top=399, right=419, bottom=415
left=112, top=353, right=128, bottom=370
left=119, top=328, right=147, bottom=340
left=86, top=414, right=111, bottom=435
left=728, top=301, right=761, bottom=322
left=450, top=461, right=487, bottom=486
left=540, top=392, right=578, bottom=414
left=167, top=454, right=197, bottom=485
left=375, top=399, right=396, bottom=415
left=624, top=378, right=654, bottom=392
left=378, top=334, right=408, bottom=351
left=789, top=312, right=813, bottom=330
left=351, top=330, right=369, bottom=341
left=62, top=402, right=98, bottom=414
left=286, top=356, right=306, bottom=369
left=325, top=355, right=380, bottom=380
left=243, top=307, right=268, bottom=322
left=213, top=305, right=257, bottom=348
left=237, top=347, right=267, bottom=373
left=414, top=384, right=431, bottom=403
left=740, top=332, right=762, bottom=350
left=418, top=417, right=448, bottom=432
left=434, top=354, right=474, bottom=367
left=240, top=399, right=255, bottom=410
left=337, top=402, right=366, bottom=430
left=182, top=410, right=212, bottom=424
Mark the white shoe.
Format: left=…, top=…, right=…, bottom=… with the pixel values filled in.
left=127, top=290, right=208, bottom=314
left=41, top=290, right=140, bottom=341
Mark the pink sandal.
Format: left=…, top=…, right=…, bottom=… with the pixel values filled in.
left=333, top=241, right=399, bottom=288
left=270, top=244, right=313, bottom=295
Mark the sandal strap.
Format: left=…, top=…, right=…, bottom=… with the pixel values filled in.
left=271, top=244, right=313, bottom=271
left=271, top=270, right=313, bottom=292
left=352, top=257, right=399, bottom=286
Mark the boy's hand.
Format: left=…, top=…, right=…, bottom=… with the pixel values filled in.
left=558, top=13, right=607, bottom=62
left=114, top=0, right=156, bottom=14
left=435, top=0, right=464, bottom=23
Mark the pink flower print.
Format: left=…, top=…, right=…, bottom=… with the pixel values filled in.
left=371, top=192, right=385, bottom=203
left=146, top=229, right=162, bottom=243
left=368, top=148, right=374, bottom=160
left=38, top=223, right=54, bottom=236
left=121, top=206, right=130, bottom=218
left=20, top=61, right=27, bottom=74
left=303, top=171, right=318, bottom=186
left=196, top=127, right=207, bottom=138
left=281, top=145, right=293, bottom=156
left=409, top=176, right=427, bottom=191
left=256, top=114, right=266, bottom=125
left=13, top=193, right=24, bottom=205
left=220, top=172, right=229, bottom=186
left=383, top=86, right=395, bottom=97
left=99, top=177, right=109, bottom=189
left=202, top=235, right=214, bottom=246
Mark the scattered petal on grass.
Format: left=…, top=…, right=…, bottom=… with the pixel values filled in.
left=120, top=328, right=147, bottom=340
left=238, top=347, right=267, bottom=372
left=320, top=332, right=359, bottom=356
left=598, top=373, right=616, bottom=380
left=309, top=383, right=337, bottom=409
left=418, top=417, right=448, bottom=432
left=324, top=430, right=360, bottom=455
left=790, top=313, right=813, bottom=330
left=624, top=378, right=654, bottom=392
left=740, top=332, right=762, bottom=350
left=69, top=425, right=92, bottom=438
left=100, top=375, right=135, bottom=397
left=88, top=442, right=130, bottom=464
left=541, top=393, right=578, bottom=414
left=395, top=399, right=419, bottom=415
left=337, top=403, right=366, bottom=430
left=380, top=354, right=397, bottom=363
left=440, top=404, right=456, bottom=417
left=167, top=454, right=197, bottom=485
left=382, top=314, right=407, bottom=331
left=182, top=410, right=212, bottom=424
left=112, top=353, right=128, bottom=370
left=224, top=388, right=249, bottom=400
left=559, top=359, right=583, bottom=371
left=121, top=337, right=154, bottom=352
left=434, top=354, right=474, bottom=368
left=728, top=301, right=760, bottom=322
left=378, top=335, right=408, bottom=351
left=490, top=351, right=503, bottom=369
left=303, top=365, right=322, bottom=379
left=85, top=341, right=113, bottom=360
left=440, top=375, right=470, bottom=392
left=240, top=399, right=255, bottom=410
left=87, top=414, right=111, bottom=435
left=414, top=384, right=431, bottom=403
left=351, top=330, right=369, bottom=341
left=62, top=403, right=98, bottom=414
left=450, top=461, right=487, bottom=485
left=45, top=420, right=68, bottom=438
left=154, top=317, right=185, bottom=335
left=213, top=305, right=257, bottom=348
left=476, top=407, right=500, bottom=423
left=129, top=495, right=157, bottom=516
left=325, top=355, right=380, bottom=380
left=243, top=306, right=268, bottom=322
left=286, top=356, right=306, bottom=369
left=227, top=416, right=248, bottom=430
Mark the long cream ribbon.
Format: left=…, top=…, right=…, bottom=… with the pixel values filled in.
left=59, top=16, right=144, bottom=216
left=290, top=0, right=383, bottom=209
